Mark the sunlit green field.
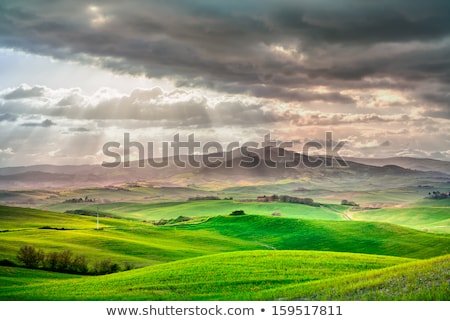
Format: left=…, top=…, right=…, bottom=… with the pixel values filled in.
left=1, top=251, right=448, bottom=301
left=0, top=207, right=257, bottom=266
left=0, top=266, right=81, bottom=288
left=0, top=197, right=449, bottom=300
left=350, top=206, right=450, bottom=233
left=249, top=254, right=450, bottom=301
left=49, top=200, right=345, bottom=221
left=0, top=251, right=414, bottom=300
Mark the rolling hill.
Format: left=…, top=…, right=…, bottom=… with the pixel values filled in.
left=346, top=156, right=450, bottom=174
left=1, top=147, right=447, bottom=189
left=0, top=250, right=414, bottom=300
left=1, top=204, right=448, bottom=300
left=1, top=206, right=448, bottom=266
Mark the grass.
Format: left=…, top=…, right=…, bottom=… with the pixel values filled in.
left=249, top=254, right=450, bottom=301
left=0, top=227, right=258, bottom=267
left=43, top=200, right=346, bottom=221
left=178, top=215, right=450, bottom=259
left=0, top=250, right=413, bottom=300
left=0, top=203, right=448, bottom=300
left=1, top=206, right=449, bottom=265
left=0, top=266, right=81, bottom=287
left=1, top=206, right=448, bottom=267
left=0, top=206, right=259, bottom=266
left=350, top=207, right=450, bottom=233
left=0, top=205, right=107, bottom=230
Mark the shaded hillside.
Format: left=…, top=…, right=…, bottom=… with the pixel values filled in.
left=346, top=156, right=450, bottom=174
left=0, top=147, right=446, bottom=189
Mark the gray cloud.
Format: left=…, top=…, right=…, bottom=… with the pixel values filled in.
left=273, top=1, right=450, bottom=44
left=68, top=127, right=90, bottom=132
left=422, top=92, right=450, bottom=106
left=212, top=101, right=282, bottom=125
left=21, top=119, right=56, bottom=127
left=423, top=107, right=450, bottom=119
left=0, top=1, right=450, bottom=165
left=4, top=85, right=45, bottom=100
left=420, top=89, right=450, bottom=119
left=0, top=113, right=17, bottom=121
left=177, top=80, right=355, bottom=104
left=1, top=86, right=418, bottom=128
left=292, top=113, right=413, bottom=127
left=0, top=0, right=449, bottom=104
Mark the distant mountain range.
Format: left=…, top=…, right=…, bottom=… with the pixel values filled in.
left=345, top=157, right=450, bottom=174
left=0, top=147, right=448, bottom=189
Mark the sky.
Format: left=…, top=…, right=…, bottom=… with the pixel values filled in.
left=0, top=0, right=449, bottom=166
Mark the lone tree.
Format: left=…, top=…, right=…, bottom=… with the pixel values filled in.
left=17, top=245, right=44, bottom=268
left=230, top=210, right=246, bottom=216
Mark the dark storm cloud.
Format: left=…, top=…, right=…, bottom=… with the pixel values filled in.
left=420, top=89, right=450, bottom=119
left=21, top=119, right=56, bottom=127
left=1, top=0, right=450, bottom=102
left=422, top=92, right=450, bottom=107
left=423, top=107, right=450, bottom=120
left=273, top=1, right=450, bottom=44
left=176, top=80, right=355, bottom=104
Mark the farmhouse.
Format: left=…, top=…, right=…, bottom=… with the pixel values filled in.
left=257, top=195, right=274, bottom=202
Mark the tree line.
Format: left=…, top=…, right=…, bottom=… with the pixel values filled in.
left=13, top=245, right=132, bottom=275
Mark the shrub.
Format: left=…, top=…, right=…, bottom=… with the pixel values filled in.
left=0, top=259, right=18, bottom=267
left=56, top=250, right=73, bottom=271
left=341, top=200, right=359, bottom=206
left=44, top=251, right=59, bottom=270
left=123, top=261, right=135, bottom=271
left=16, top=246, right=121, bottom=275
left=17, top=245, right=44, bottom=268
left=44, top=250, right=90, bottom=273
left=230, top=210, right=246, bottom=216
left=71, top=255, right=89, bottom=274
left=93, top=259, right=121, bottom=275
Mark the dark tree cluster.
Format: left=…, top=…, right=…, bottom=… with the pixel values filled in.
left=152, top=215, right=192, bottom=225
left=278, top=195, right=318, bottom=207
left=14, top=245, right=130, bottom=275
left=188, top=196, right=221, bottom=201
left=230, top=210, right=246, bottom=216
left=426, top=191, right=449, bottom=200
left=341, top=200, right=359, bottom=206
left=63, top=196, right=96, bottom=203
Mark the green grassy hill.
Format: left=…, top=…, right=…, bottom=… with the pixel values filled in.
left=251, top=254, right=450, bottom=301
left=1, top=206, right=449, bottom=266
left=0, top=206, right=258, bottom=266
left=0, top=266, right=81, bottom=288
left=1, top=204, right=448, bottom=300
left=1, top=206, right=448, bottom=267
left=45, top=200, right=345, bottom=221
left=349, top=207, right=450, bottom=233
left=0, top=250, right=413, bottom=300
left=179, top=215, right=450, bottom=259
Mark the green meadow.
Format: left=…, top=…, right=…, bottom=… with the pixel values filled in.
left=350, top=206, right=450, bottom=233
left=49, top=200, right=346, bottom=221
left=0, top=251, right=414, bottom=300
left=0, top=181, right=449, bottom=301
